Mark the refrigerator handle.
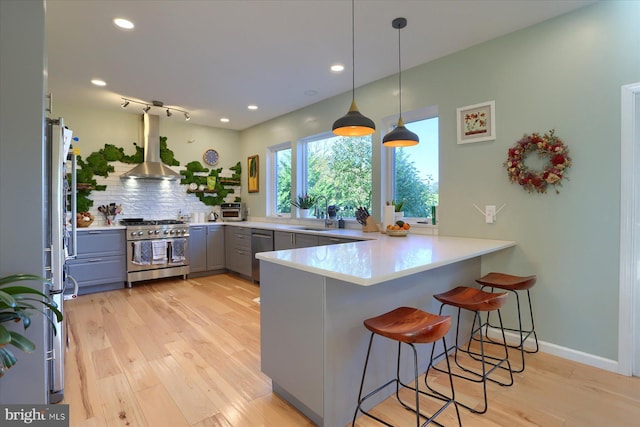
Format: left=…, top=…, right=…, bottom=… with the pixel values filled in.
left=70, top=151, right=78, bottom=259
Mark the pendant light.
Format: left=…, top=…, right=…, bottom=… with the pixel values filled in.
left=383, top=17, right=419, bottom=147
left=332, top=0, right=375, bottom=137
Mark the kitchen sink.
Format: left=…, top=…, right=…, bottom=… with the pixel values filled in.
left=291, top=226, right=334, bottom=232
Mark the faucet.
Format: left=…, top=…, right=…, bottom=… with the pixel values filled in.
left=316, top=195, right=334, bottom=228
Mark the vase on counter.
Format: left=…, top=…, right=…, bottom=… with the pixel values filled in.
left=300, top=208, right=313, bottom=218
left=394, top=211, right=404, bottom=222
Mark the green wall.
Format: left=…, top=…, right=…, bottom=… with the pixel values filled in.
left=239, top=1, right=640, bottom=359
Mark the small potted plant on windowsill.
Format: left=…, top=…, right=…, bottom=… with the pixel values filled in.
left=291, top=193, right=318, bottom=218
left=0, top=273, right=63, bottom=377
left=392, top=200, right=405, bottom=221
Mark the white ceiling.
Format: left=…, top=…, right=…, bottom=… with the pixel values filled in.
left=45, top=0, right=595, bottom=130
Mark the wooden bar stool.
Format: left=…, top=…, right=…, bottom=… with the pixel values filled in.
left=474, top=272, right=538, bottom=373
left=352, top=306, right=461, bottom=427
left=425, top=287, right=513, bottom=415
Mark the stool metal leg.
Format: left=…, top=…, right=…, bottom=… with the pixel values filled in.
left=426, top=304, right=513, bottom=414
left=353, top=333, right=461, bottom=426
left=477, top=286, right=539, bottom=373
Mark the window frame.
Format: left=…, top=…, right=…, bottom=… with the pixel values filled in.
left=297, top=131, right=373, bottom=220
left=266, top=141, right=292, bottom=218
left=381, top=105, right=439, bottom=223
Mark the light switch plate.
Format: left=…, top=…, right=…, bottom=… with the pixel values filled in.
left=485, top=205, right=496, bottom=223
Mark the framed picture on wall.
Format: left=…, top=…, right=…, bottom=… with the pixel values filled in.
left=248, top=155, right=259, bottom=193
left=456, top=100, right=496, bottom=144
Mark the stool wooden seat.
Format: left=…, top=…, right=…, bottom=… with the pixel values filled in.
left=364, top=306, right=451, bottom=344
left=474, top=272, right=538, bottom=373
left=353, top=307, right=461, bottom=427
left=426, top=287, right=513, bottom=415
left=433, top=286, right=508, bottom=312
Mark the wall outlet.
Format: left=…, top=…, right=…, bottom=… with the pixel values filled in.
left=485, top=205, right=496, bottom=223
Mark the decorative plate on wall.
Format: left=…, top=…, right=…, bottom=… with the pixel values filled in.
left=203, top=149, right=219, bottom=166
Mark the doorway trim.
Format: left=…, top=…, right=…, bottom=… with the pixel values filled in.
left=619, top=82, right=640, bottom=376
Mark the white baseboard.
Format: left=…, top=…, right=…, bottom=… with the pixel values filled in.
left=485, top=327, right=619, bottom=374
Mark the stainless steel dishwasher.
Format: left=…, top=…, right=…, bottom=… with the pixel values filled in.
left=251, top=229, right=274, bottom=282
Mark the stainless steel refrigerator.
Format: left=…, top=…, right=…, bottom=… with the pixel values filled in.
left=45, top=117, right=77, bottom=403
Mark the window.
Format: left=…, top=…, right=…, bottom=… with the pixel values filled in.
left=301, top=132, right=372, bottom=219
left=267, top=142, right=291, bottom=216
left=388, top=109, right=439, bottom=219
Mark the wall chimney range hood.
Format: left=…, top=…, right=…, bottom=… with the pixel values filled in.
left=121, top=113, right=181, bottom=180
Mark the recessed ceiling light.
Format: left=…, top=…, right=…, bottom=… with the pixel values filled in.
left=330, top=64, right=345, bottom=72
left=113, top=18, right=134, bottom=30
left=247, top=105, right=258, bottom=111
left=220, top=118, right=230, bottom=123
left=91, top=79, right=106, bottom=87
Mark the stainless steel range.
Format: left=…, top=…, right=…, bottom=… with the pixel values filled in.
left=121, top=218, right=190, bottom=287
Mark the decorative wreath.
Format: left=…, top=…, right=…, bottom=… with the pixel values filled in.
left=504, top=129, right=571, bottom=194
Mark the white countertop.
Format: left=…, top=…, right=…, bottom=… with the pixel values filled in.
left=77, top=225, right=126, bottom=231
left=256, top=230, right=515, bottom=286
left=190, top=220, right=375, bottom=240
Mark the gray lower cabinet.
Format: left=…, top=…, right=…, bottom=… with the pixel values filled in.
left=206, top=225, right=225, bottom=270
left=189, top=225, right=207, bottom=272
left=274, top=231, right=319, bottom=249
left=189, top=224, right=225, bottom=275
left=225, top=226, right=252, bottom=277
left=66, top=228, right=126, bottom=295
left=317, top=236, right=357, bottom=245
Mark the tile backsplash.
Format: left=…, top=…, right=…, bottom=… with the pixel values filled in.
left=86, top=162, right=236, bottom=226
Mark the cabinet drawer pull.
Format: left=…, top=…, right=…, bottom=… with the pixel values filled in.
left=88, top=231, right=102, bottom=234
left=88, top=258, right=103, bottom=262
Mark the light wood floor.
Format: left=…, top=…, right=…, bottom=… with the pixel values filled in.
left=63, top=274, right=640, bottom=426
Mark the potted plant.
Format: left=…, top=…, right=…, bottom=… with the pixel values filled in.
left=0, top=273, right=63, bottom=377
left=392, top=200, right=405, bottom=221
left=291, top=193, right=318, bottom=218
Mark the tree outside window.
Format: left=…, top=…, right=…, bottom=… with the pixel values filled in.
left=304, top=134, right=372, bottom=219
left=275, top=146, right=292, bottom=214
left=392, top=117, right=439, bottom=218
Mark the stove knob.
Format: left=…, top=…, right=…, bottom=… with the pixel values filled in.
left=178, top=229, right=184, bottom=234
left=130, top=231, right=137, bottom=237
left=164, top=230, right=170, bottom=235
left=148, top=230, right=154, bottom=235
left=137, top=231, right=144, bottom=236
left=154, top=230, right=160, bottom=234
left=170, top=230, right=176, bottom=235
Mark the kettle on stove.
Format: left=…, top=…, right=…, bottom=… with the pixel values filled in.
left=208, top=211, right=219, bottom=222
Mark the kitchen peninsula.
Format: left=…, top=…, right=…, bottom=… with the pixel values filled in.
left=256, top=234, right=515, bottom=427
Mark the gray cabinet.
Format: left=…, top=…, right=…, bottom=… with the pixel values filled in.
left=66, top=229, right=126, bottom=295
left=318, top=236, right=357, bottom=246
left=206, top=225, right=225, bottom=270
left=189, top=224, right=225, bottom=275
left=274, top=231, right=319, bottom=249
left=225, top=226, right=252, bottom=277
left=189, top=225, right=207, bottom=273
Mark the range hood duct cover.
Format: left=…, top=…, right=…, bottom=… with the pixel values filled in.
left=121, top=113, right=181, bottom=180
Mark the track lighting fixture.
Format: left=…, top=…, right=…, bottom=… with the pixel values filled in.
left=332, top=0, right=375, bottom=137
left=120, top=98, right=191, bottom=121
left=383, top=18, right=419, bottom=147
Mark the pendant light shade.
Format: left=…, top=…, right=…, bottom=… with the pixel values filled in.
left=333, top=99, right=376, bottom=136
left=332, top=0, right=375, bottom=137
left=383, top=17, right=419, bottom=147
left=382, top=117, right=419, bottom=147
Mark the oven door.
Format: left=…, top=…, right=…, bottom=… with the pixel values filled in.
left=127, top=237, right=189, bottom=271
